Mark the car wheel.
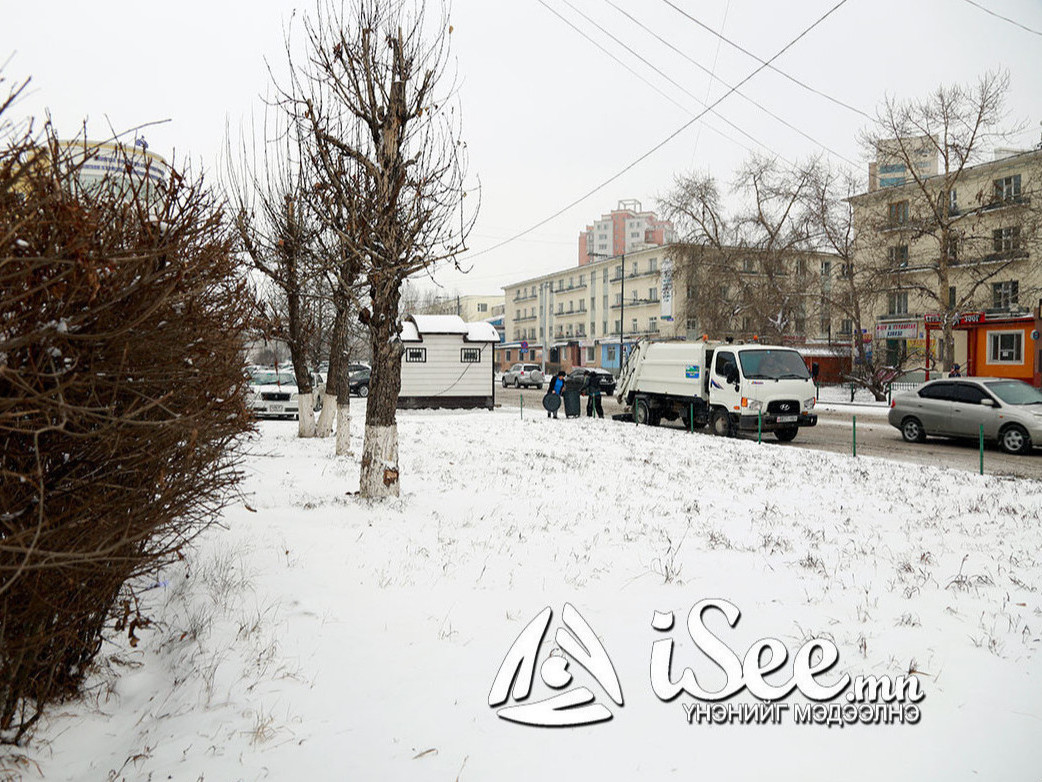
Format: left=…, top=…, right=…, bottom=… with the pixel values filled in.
left=536, top=383, right=544, bottom=390
left=774, top=427, right=798, bottom=442
left=999, top=424, right=1031, bottom=455
left=514, top=378, right=521, bottom=388
left=901, top=417, right=926, bottom=443
left=502, top=377, right=508, bottom=388
left=711, top=408, right=731, bottom=437
left=635, top=398, right=653, bottom=425
left=359, top=384, right=369, bottom=398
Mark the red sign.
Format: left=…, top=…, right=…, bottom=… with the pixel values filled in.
left=924, top=312, right=985, bottom=326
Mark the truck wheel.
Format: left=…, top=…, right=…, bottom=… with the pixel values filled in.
left=774, top=427, right=798, bottom=442
left=636, top=398, right=653, bottom=425
left=711, top=409, right=730, bottom=437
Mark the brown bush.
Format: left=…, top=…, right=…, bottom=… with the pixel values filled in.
left=0, top=106, right=255, bottom=742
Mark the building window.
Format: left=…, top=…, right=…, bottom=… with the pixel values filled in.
left=839, top=319, right=852, bottom=336
left=477, top=302, right=488, bottom=313
left=949, top=286, right=956, bottom=308
left=988, top=331, right=1023, bottom=363
left=606, top=346, right=617, bottom=362
left=649, top=258, right=657, bottom=272
left=587, top=347, right=596, bottom=361
left=888, top=245, right=909, bottom=268
left=992, top=280, right=1019, bottom=309
left=631, top=290, right=638, bottom=303
left=947, top=189, right=958, bottom=216
left=820, top=260, right=832, bottom=277
left=603, top=320, right=608, bottom=334
left=994, top=174, right=1022, bottom=203
left=993, top=227, right=1021, bottom=255
left=796, top=259, right=807, bottom=276
left=742, top=258, right=757, bottom=273
left=461, top=348, right=481, bottom=363
left=631, top=318, right=638, bottom=332
left=649, top=316, right=658, bottom=332
left=614, top=319, right=621, bottom=333
left=839, top=262, right=853, bottom=278
left=648, top=287, right=657, bottom=301
left=887, top=291, right=909, bottom=315
left=887, top=200, right=909, bottom=226
left=603, top=269, right=608, bottom=283
left=405, top=347, right=427, bottom=363
left=505, top=350, right=512, bottom=362
left=590, top=322, right=596, bottom=336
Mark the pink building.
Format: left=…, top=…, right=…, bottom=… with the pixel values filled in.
left=577, top=199, right=677, bottom=266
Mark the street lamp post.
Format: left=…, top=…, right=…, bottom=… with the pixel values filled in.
left=619, top=253, right=625, bottom=377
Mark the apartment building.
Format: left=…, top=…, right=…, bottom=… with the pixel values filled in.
left=413, top=293, right=505, bottom=323
left=501, top=245, right=680, bottom=373
left=852, top=145, right=1042, bottom=384
left=577, top=199, right=677, bottom=266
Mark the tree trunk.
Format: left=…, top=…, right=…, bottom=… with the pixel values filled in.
left=286, top=285, right=317, bottom=438
left=359, top=284, right=402, bottom=497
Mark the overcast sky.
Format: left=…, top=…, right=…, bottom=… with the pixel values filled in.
left=6, top=0, right=1042, bottom=298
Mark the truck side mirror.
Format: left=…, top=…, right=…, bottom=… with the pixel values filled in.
left=725, top=367, right=739, bottom=385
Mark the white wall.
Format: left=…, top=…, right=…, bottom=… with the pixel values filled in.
left=400, top=335, right=494, bottom=399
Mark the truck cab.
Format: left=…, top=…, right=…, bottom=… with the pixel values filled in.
left=707, top=345, right=817, bottom=441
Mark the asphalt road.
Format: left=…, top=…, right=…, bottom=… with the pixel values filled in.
left=492, top=384, right=1042, bottom=481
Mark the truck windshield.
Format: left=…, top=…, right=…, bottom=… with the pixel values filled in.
left=739, top=349, right=810, bottom=380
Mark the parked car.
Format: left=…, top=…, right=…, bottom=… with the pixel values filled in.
left=349, top=368, right=371, bottom=397
left=887, top=377, right=1042, bottom=454
left=566, top=367, right=616, bottom=396
left=247, top=368, right=325, bottom=419
left=502, top=363, right=544, bottom=389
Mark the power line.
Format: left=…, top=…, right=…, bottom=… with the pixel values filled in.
left=458, top=0, right=853, bottom=263
left=549, top=0, right=785, bottom=162
left=658, top=0, right=873, bottom=121
left=604, top=0, right=859, bottom=167
left=960, top=0, right=1042, bottom=37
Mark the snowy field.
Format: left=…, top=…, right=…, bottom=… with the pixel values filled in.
left=10, top=404, right=1042, bottom=781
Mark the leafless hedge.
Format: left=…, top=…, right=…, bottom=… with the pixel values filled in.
left=0, top=93, right=254, bottom=743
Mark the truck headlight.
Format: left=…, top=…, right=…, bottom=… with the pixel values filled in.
left=745, top=398, right=763, bottom=412
left=804, top=397, right=816, bottom=410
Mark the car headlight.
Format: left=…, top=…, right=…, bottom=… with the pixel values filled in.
left=804, top=397, right=816, bottom=410
left=745, top=399, right=763, bottom=412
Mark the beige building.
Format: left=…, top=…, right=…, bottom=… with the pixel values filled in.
left=502, top=245, right=681, bottom=373
left=851, top=146, right=1042, bottom=383
left=414, top=293, right=504, bottom=323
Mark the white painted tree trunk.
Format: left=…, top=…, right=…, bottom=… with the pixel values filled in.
left=335, top=403, right=353, bottom=456
left=360, top=424, right=398, bottom=497
left=297, top=393, right=317, bottom=437
left=316, top=393, right=337, bottom=437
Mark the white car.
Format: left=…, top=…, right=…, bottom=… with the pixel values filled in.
left=247, top=369, right=325, bottom=419
left=502, top=363, right=544, bottom=389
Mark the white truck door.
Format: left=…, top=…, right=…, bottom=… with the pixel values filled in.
left=710, top=350, right=741, bottom=414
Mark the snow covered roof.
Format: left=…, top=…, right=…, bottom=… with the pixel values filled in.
left=466, top=321, right=500, bottom=343
left=399, top=314, right=499, bottom=343
left=409, top=314, right=469, bottom=334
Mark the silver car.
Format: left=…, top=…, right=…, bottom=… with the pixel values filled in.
left=888, top=377, right=1042, bottom=454
left=502, top=363, right=544, bottom=389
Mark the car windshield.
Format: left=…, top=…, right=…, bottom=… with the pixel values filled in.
left=738, top=349, right=810, bottom=380
left=251, top=371, right=296, bottom=386
left=983, top=380, right=1042, bottom=405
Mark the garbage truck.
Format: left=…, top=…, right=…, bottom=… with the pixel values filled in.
left=615, top=339, right=818, bottom=441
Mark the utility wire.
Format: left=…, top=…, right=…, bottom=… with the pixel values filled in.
left=550, top=0, right=784, bottom=162
left=659, top=0, right=873, bottom=120
left=605, top=0, right=858, bottom=167
left=960, top=0, right=1042, bottom=37
left=458, top=0, right=853, bottom=263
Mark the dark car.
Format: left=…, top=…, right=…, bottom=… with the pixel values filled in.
left=349, top=368, right=371, bottom=398
left=566, top=367, right=616, bottom=396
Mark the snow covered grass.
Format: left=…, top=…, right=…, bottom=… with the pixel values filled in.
left=10, top=405, right=1042, bottom=780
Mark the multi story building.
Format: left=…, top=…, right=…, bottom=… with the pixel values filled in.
left=852, top=144, right=1042, bottom=384
left=577, top=199, right=677, bottom=266
left=501, top=245, right=680, bottom=373
left=413, top=293, right=505, bottom=323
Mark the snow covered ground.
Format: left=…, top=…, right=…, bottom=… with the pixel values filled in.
left=10, top=404, right=1042, bottom=781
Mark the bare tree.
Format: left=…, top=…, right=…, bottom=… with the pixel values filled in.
left=225, top=112, right=323, bottom=437
left=859, top=71, right=1040, bottom=372
left=291, top=0, right=475, bottom=497
left=660, top=155, right=821, bottom=343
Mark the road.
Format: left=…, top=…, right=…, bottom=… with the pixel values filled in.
left=492, top=384, right=1042, bottom=481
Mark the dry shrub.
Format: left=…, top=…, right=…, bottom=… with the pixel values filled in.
left=0, top=87, right=255, bottom=743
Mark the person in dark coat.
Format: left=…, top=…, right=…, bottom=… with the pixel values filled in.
left=546, top=371, right=566, bottom=418
left=950, top=363, right=962, bottom=377
left=584, top=372, right=604, bottom=418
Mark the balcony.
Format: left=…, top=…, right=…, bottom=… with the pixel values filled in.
left=514, top=314, right=538, bottom=323
left=512, top=292, right=539, bottom=302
